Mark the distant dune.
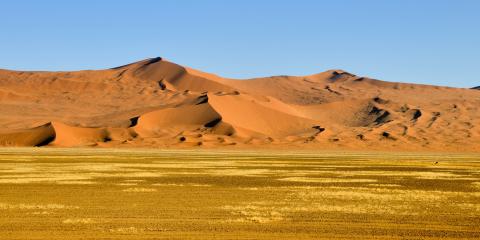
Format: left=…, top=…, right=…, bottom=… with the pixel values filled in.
left=1, top=57, right=479, bottom=151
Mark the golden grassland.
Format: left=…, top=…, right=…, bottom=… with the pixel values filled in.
left=0, top=148, right=479, bottom=239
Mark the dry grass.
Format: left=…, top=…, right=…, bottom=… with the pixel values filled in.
left=0, top=148, right=479, bottom=239
left=122, top=187, right=157, bottom=192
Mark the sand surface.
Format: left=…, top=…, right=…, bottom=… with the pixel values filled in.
left=1, top=57, right=480, bottom=151
left=0, top=148, right=479, bottom=239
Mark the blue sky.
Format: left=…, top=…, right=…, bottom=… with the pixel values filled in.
left=1, top=0, right=479, bottom=87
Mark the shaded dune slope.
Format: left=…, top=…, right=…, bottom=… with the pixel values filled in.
left=1, top=57, right=479, bottom=151
left=0, top=123, right=55, bottom=147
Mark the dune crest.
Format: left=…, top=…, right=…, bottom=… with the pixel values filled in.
left=1, top=57, right=479, bottom=151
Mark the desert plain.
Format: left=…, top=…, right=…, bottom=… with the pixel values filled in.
left=0, top=148, right=479, bottom=239
left=1, top=57, right=480, bottom=239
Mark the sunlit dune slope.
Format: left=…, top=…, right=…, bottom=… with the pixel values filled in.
left=1, top=57, right=479, bottom=151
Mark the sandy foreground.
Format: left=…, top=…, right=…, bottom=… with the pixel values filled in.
left=0, top=148, right=479, bottom=239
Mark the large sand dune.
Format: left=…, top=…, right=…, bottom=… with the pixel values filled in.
left=1, top=57, right=479, bottom=151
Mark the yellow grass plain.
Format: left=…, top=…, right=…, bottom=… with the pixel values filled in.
left=0, top=148, right=479, bottom=239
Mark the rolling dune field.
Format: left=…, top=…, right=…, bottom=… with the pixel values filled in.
left=2, top=58, right=480, bottom=151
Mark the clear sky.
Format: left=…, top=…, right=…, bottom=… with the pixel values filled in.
left=1, top=0, right=479, bottom=87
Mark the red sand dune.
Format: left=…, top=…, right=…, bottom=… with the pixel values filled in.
left=1, top=57, right=479, bottom=151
